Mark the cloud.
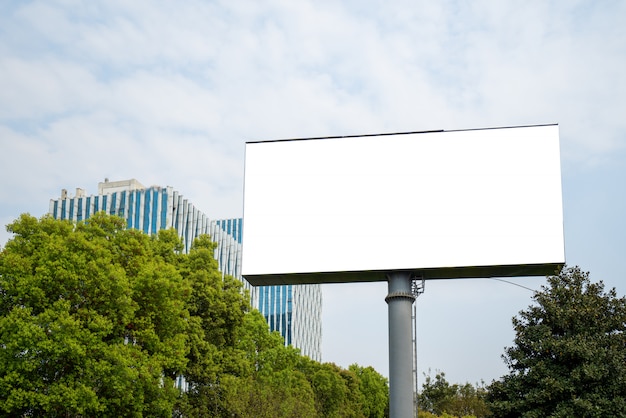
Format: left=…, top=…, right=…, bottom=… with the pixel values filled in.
left=5, top=0, right=624, bottom=160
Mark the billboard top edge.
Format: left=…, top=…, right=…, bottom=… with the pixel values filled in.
left=244, top=123, right=559, bottom=144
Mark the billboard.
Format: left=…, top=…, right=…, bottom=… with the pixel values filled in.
left=242, top=125, right=564, bottom=285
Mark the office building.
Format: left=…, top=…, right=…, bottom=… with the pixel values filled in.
left=49, top=178, right=321, bottom=361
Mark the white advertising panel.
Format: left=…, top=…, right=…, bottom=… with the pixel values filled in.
left=242, top=125, right=564, bottom=285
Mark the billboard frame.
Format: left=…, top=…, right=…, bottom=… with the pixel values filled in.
left=242, top=124, right=565, bottom=286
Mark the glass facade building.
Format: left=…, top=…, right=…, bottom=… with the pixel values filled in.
left=49, top=179, right=321, bottom=361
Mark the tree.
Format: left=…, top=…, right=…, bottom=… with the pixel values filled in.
left=349, top=364, right=389, bottom=418
left=487, top=266, right=626, bottom=417
left=175, top=234, right=251, bottom=417
left=206, top=308, right=318, bottom=417
left=418, top=372, right=488, bottom=418
left=419, top=372, right=457, bottom=415
left=0, top=213, right=189, bottom=417
left=1, top=213, right=394, bottom=417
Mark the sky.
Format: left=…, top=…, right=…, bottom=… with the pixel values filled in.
left=1, top=0, right=625, bottom=386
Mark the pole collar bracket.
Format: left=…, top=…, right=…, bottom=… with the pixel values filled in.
left=385, top=291, right=416, bottom=304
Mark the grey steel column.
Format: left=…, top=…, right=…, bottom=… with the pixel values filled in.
left=386, top=271, right=416, bottom=418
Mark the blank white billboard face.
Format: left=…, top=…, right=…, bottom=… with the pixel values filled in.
left=242, top=125, right=564, bottom=285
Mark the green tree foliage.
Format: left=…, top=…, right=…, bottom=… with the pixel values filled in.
left=0, top=213, right=187, bottom=417
left=1, top=213, right=390, bottom=417
left=217, top=311, right=318, bottom=417
left=176, top=234, right=251, bottom=416
left=487, top=266, right=626, bottom=417
left=418, top=372, right=489, bottom=418
left=349, top=364, right=389, bottom=418
left=216, top=311, right=390, bottom=418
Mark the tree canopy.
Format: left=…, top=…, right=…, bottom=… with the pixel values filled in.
left=0, top=213, right=188, bottom=416
left=487, top=266, right=626, bottom=417
left=417, top=371, right=489, bottom=418
left=0, top=213, right=389, bottom=417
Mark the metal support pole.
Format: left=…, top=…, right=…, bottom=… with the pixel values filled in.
left=386, top=271, right=416, bottom=418
left=412, top=278, right=425, bottom=417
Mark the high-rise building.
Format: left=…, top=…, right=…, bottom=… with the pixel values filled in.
left=48, top=178, right=321, bottom=361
